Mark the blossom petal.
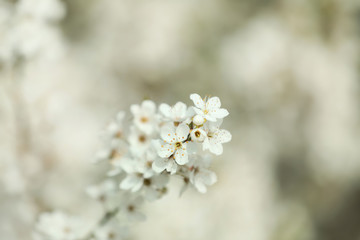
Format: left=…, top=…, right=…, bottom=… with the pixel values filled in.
left=215, top=129, right=232, bottom=143
left=204, top=114, right=217, bottom=122
left=159, top=103, right=171, bottom=118
left=209, top=108, right=229, bottom=119
left=172, top=102, right=187, bottom=120
left=194, top=180, right=207, bottom=193
left=120, top=175, right=142, bottom=191
left=199, top=170, right=217, bottom=185
left=193, top=107, right=204, bottom=116
left=160, top=124, right=176, bottom=143
left=152, top=158, right=168, bottom=173
left=158, top=143, right=175, bottom=158
left=208, top=139, right=223, bottom=155
left=190, top=93, right=205, bottom=110
left=131, top=179, right=144, bottom=192
left=176, top=123, right=190, bottom=141
left=206, top=97, right=221, bottom=110
left=202, top=137, right=211, bottom=151
left=167, top=161, right=178, bottom=174
left=141, top=100, right=156, bottom=114
left=174, top=148, right=188, bottom=165
left=130, top=104, right=140, bottom=115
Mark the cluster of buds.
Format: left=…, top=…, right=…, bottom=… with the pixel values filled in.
left=34, top=94, right=231, bottom=240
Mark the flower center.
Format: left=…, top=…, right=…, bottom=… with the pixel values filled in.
left=115, top=131, right=122, bottom=138
left=108, top=232, right=116, bottom=239
left=203, top=109, right=209, bottom=114
left=194, top=130, right=201, bottom=138
left=143, top=178, right=152, bottom=186
left=140, top=117, right=149, bottom=123
left=110, top=150, right=121, bottom=159
left=138, top=135, right=147, bottom=143
left=175, top=142, right=182, bottom=149
left=128, top=205, right=135, bottom=212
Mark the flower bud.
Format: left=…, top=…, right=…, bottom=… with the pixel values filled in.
left=193, top=115, right=205, bottom=126
left=190, top=128, right=206, bottom=142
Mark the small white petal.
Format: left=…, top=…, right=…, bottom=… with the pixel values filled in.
left=206, top=96, right=221, bottom=110
left=167, top=161, right=178, bottom=174
left=131, top=179, right=144, bottom=192
left=204, top=114, right=217, bottom=122
left=120, top=175, right=141, bottom=190
left=152, top=158, right=168, bottom=173
left=160, top=124, right=176, bottom=143
left=216, top=129, right=232, bottom=143
left=176, top=123, right=190, bottom=141
left=174, top=148, right=188, bottom=165
left=172, top=102, right=187, bottom=120
left=157, top=143, right=175, bottom=158
left=190, top=93, right=205, bottom=109
left=209, top=139, right=223, bottom=155
left=130, top=104, right=140, bottom=115
left=141, top=100, right=156, bottom=114
left=159, top=103, right=171, bottom=118
left=202, top=137, right=211, bottom=151
left=210, top=108, right=229, bottom=119
left=193, top=107, right=204, bottom=116
left=194, top=181, right=207, bottom=193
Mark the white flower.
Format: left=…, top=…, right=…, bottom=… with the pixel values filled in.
left=120, top=158, right=168, bottom=200
left=190, top=93, right=229, bottom=122
left=35, top=211, right=88, bottom=240
left=189, top=167, right=217, bottom=193
left=93, top=221, right=128, bottom=240
left=130, top=100, right=157, bottom=135
left=156, top=123, right=190, bottom=165
left=190, top=128, right=207, bottom=142
left=159, top=101, right=188, bottom=123
left=203, top=119, right=232, bottom=155
left=119, top=195, right=146, bottom=222
left=106, top=111, right=126, bottom=139
left=86, top=180, right=117, bottom=203
left=128, top=126, right=151, bottom=156
left=152, top=156, right=178, bottom=174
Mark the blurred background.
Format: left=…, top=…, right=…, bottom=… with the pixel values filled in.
left=1, top=0, right=360, bottom=239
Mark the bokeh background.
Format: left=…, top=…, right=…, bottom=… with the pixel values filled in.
left=1, top=0, right=360, bottom=239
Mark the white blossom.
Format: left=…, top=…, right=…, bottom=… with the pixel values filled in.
left=156, top=123, right=190, bottom=165
left=190, top=93, right=229, bottom=122
left=93, top=221, right=128, bottom=240
left=34, top=211, right=88, bottom=240
left=189, top=167, right=217, bottom=193
left=128, top=126, right=151, bottom=156
left=86, top=180, right=117, bottom=202
left=159, top=101, right=188, bottom=124
left=119, top=195, right=146, bottom=222
left=202, top=119, right=232, bottom=155
left=190, top=128, right=207, bottom=143
left=130, top=100, right=158, bottom=135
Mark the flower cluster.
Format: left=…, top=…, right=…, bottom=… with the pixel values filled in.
left=33, top=94, right=231, bottom=240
